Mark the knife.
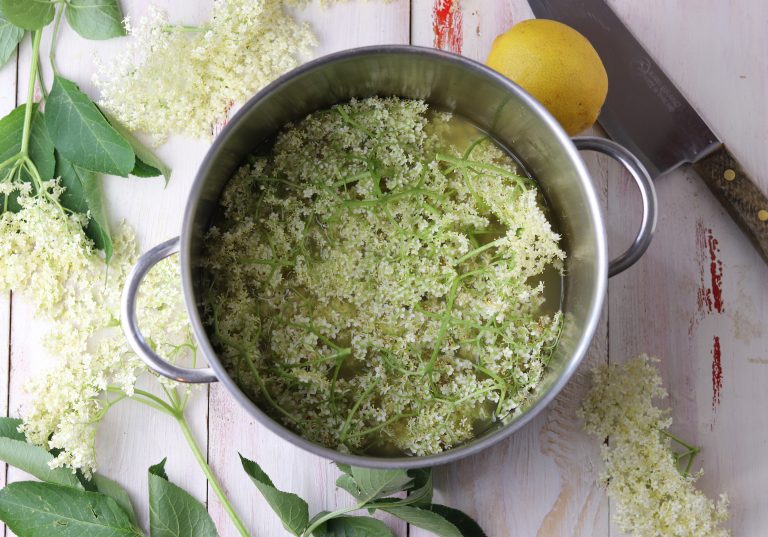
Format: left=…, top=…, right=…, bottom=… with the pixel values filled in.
left=527, top=0, right=768, bottom=263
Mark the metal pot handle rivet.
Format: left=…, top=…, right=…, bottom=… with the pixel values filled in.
left=573, top=136, right=658, bottom=277
left=121, top=236, right=218, bottom=383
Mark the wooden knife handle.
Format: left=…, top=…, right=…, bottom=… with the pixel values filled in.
left=693, top=146, right=768, bottom=263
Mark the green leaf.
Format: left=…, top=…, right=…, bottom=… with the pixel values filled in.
left=336, top=474, right=360, bottom=499
left=240, top=454, right=309, bottom=536
left=348, top=467, right=413, bottom=503
left=131, top=156, right=163, bottom=178
left=381, top=506, right=463, bottom=537
left=0, top=417, right=25, bottom=441
left=148, top=458, right=219, bottom=537
left=0, top=103, right=55, bottom=179
left=425, top=505, right=488, bottom=537
left=45, top=75, right=134, bottom=176
left=0, top=0, right=54, bottom=30
left=336, top=463, right=352, bottom=475
left=65, top=0, right=125, bottom=40
left=0, top=436, right=82, bottom=489
left=406, top=469, right=432, bottom=507
left=0, top=481, right=142, bottom=536
left=0, top=14, right=23, bottom=67
left=102, top=110, right=170, bottom=183
left=56, top=152, right=113, bottom=260
left=93, top=474, right=138, bottom=526
left=148, top=458, right=168, bottom=480
left=313, top=516, right=394, bottom=537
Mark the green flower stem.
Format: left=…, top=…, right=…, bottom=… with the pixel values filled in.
left=162, top=25, right=209, bottom=33
left=49, top=6, right=64, bottom=75
left=174, top=411, right=250, bottom=537
left=37, top=54, right=48, bottom=100
left=436, top=153, right=529, bottom=186
left=20, top=31, right=43, bottom=157
left=107, top=384, right=248, bottom=535
left=660, top=429, right=701, bottom=477
left=301, top=504, right=364, bottom=537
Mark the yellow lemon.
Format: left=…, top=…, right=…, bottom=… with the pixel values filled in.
left=486, top=19, right=608, bottom=135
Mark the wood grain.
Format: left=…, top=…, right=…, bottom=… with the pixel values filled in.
left=0, top=33, right=17, bottom=537
left=6, top=4, right=212, bottom=534
left=692, top=146, right=768, bottom=264
left=206, top=2, right=412, bottom=536
left=411, top=2, right=609, bottom=536
left=606, top=1, right=768, bottom=536
left=1, top=1, right=767, bottom=537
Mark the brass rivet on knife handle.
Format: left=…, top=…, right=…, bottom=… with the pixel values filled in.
left=693, top=146, right=768, bottom=263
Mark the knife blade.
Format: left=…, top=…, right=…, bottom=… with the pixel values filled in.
left=527, top=0, right=768, bottom=263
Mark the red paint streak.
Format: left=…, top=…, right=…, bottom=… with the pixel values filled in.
left=432, top=0, right=463, bottom=53
left=706, top=230, right=724, bottom=313
left=694, top=220, right=725, bottom=315
left=711, top=336, right=723, bottom=409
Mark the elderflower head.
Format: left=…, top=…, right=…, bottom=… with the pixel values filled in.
left=203, top=97, right=564, bottom=456
left=94, top=0, right=316, bottom=143
left=580, top=355, right=730, bottom=537
left=0, top=184, right=193, bottom=475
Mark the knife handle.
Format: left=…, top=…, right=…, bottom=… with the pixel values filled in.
left=693, top=146, right=768, bottom=263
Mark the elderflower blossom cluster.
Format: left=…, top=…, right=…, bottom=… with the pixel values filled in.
left=0, top=183, right=192, bottom=475
left=203, top=97, right=564, bottom=456
left=94, top=0, right=316, bottom=143
left=580, top=355, right=730, bottom=537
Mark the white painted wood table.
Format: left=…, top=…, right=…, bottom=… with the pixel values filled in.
left=1, top=1, right=766, bottom=536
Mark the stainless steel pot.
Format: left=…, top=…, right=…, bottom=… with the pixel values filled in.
left=122, top=46, right=656, bottom=468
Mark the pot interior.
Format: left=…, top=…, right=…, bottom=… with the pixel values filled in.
left=182, top=46, right=606, bottom=467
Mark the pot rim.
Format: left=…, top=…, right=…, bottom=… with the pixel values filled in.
left=180, top=44, right=608, bottom=468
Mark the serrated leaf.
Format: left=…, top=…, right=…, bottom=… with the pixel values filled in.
left=148, top=459, right=219, bottom=537
left=313, top=516, right=394, bottom=537
left=0, top=436, right=82, bottom=489
left=382, top=506, right=463, bottom=537
left=65, top=0, right=125, bottom=40
left=426, top=505, right=488, bottom=537
left=103, top=110, right=170, bottom=183
left=93, top=474, right=138, bottom=526
left=348, top=467, right=413, bottom=503
left=148, top=458, right=168, bottom=480
left=240, top=454, right=309, bottom=536
left=0, top=417, right=25, bottom=441
left=0, top=0, right=54, bottom=30
left=0, top=481, right=142, bottom=536
left=0, top=15, right=23, bottom=67
left=56, top=152, right=113, bottom=260
left=336, top=463, right=352, bottom=475
left=0, top=103, right=55, bottom=179
left=45, top=75, right=134, bottom=176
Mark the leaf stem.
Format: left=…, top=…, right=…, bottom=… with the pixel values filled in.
left=175, top=412, right=250, bottom=537
left=49, top=5, right=64, bottom=76
left=20, top=31, right=42, bottom=157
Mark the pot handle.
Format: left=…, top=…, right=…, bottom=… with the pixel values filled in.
left=121, top=237, right=218, bottom=383
left=573, top=136, right=658, bottom=277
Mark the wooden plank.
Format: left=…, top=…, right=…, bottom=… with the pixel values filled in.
left=0, top=33, right=17, bottom=537
left=410, top=1, right=609, bottom=535
left=605, top=1, right=768, bottom=536
left=205, top=2, right=412, bottom=536
left=6, top=2, right=211, bottom=532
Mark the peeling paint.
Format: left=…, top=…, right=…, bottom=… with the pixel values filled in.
left=712, top=336, right=723, bottom=409
left=432, top=0, right=463, bottom=53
